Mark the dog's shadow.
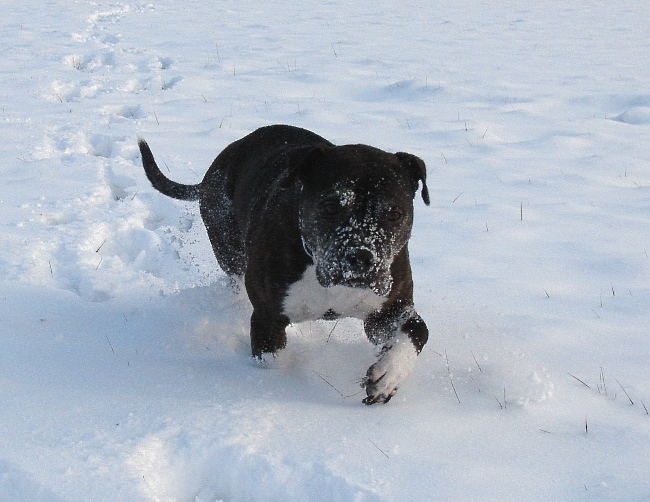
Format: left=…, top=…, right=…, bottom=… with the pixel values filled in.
left=160, top=281, right=377, bottom=407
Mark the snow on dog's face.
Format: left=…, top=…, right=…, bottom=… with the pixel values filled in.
left=300, top=179, right=412, bottom=296
left=293, top=144, right=428, bottom=296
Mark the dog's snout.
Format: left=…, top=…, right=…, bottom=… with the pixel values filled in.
left=344, top=248, right=375, bottom=273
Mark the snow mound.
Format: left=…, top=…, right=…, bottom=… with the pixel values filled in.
left=613, top=106, right=650, bottom=125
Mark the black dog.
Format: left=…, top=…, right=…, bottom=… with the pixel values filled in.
left=138, top=125, right=430, bottom=404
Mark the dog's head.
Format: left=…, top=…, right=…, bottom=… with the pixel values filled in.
left=286, top=144, right=429, bottom=296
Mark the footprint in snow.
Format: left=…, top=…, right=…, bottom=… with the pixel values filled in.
left=100, top=104, right=144, bottom=121
left=158, top=56, right=174, bottom=70
left=162, top=76, right=183, bottom=91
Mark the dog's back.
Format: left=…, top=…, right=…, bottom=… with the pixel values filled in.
left=203, top=125, right=331, bottom=233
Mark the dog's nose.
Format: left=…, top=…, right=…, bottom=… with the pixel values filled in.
left=344, top=248, right=375, bottom=273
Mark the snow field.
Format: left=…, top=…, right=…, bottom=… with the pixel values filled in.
left=1, top=1, right=649, bottom=500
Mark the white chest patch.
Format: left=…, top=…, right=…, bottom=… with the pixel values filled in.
left=283, top=265, right=386, bottom=323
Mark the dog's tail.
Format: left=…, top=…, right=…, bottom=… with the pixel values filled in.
left=138, top=138, right=201, bottom=201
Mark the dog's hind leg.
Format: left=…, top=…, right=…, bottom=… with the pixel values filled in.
left=202, top=206, right=246, bottom=277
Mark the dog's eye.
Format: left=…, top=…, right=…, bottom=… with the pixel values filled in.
left=321, top=201, right=342, bottom=216
left=385, top=208, right=403, bottom=222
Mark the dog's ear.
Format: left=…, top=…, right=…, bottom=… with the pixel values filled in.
left=395, top=152, right=430, bottom=205
left=280, top=144, right=329, bottom=189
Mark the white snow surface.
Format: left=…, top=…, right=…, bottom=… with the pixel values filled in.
left=1, top=1, right=649, bottom=500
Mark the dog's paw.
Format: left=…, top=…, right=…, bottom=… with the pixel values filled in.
left=361, top=336, right=418, bottom=405
left=249, top=351, right=278, bottom=368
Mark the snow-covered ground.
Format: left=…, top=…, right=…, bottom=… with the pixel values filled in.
left=1, top=1, right=649, bottom=500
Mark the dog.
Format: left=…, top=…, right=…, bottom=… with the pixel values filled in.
left=138, top=125, right=430, bottom=404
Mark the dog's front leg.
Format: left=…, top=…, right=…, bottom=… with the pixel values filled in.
left=249, top=309, right=289, bottom=362
left=362, top=306, right=428, bottom=404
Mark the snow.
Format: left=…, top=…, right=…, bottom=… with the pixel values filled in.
left=1, top=1, right=649, bottom=500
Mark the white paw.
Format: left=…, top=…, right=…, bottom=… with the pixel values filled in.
left=362, top=336, right=418, bottom=404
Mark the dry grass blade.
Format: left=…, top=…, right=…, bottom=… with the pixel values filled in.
left=445, top=350, right=460, bottom=403
left=368, top=438, right=390, bottom=459
left=314, top=371, right=345, bottom=398
left=568, top=373, right=591, bottom=389
left=615, top=378, right=634, bottom=405
left=471, top=351, right=483, bottom=373
left=314, top=371, right=361, bottom=399
left=326, top=319, right=340, bottom=344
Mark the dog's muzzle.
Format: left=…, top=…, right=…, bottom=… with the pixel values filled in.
left=311, top=245, right=393, bottom=296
